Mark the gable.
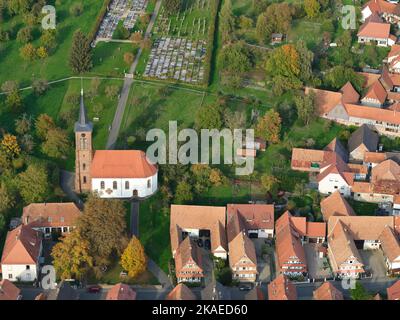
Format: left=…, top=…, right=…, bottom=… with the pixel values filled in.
left=327, top=104, right=349, bottom=120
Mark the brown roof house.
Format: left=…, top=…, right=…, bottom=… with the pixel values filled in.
left=228, top=232, right=258, bottom=282
left=226, top=204, right=274, bottom=241
left=320, top=191, right=355, bottom=221
left=0, top=279, right=22, bottom=300
left=166, top=283, right=197, bottom=300
left=170, top=205, right=228, bottom=260
left=379, top=226, right=400, bottom=274
left=357, top=14, right=396, bottom=47
left=267, top=274, right=297, bottom=300
left=348, top=124, right=379, bottom=162
left=106, top=283, right=136, bottom=300
left=361, top=0, right=400, bottom=23
left=174, top=237, right=204, bottom=284
left=313, top=282, right=344, bottom=300
left=1, top=225, right=42, bottom=282
left=22, top=202, right=81, bottom=238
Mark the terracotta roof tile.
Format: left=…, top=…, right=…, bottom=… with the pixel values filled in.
left=387, top=280, right=400, bottom=300
left=268, top=275, right=297, bottom=300
left=320, top=191, right=355, bottom=221
left=106, top=283, right=136, bottom=300
left=228, top=231, right=257, bottom=268
left=313, top=282, right=344, bottom=300
left=166, top=283, right=196, bottom=300
left=357, top=21, right=391, bottom=39
left=0, top=280, right=21, bottom=300
left=379, top=226, right=400, bottom=263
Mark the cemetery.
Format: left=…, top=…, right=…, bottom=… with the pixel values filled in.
left=143, top=0, right=213, bottom=85
left=94, top=0, right=148, bottom=44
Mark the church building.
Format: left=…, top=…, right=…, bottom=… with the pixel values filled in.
left=74, top=89, right=158, bottom=199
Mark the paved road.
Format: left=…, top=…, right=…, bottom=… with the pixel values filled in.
left=130, top=200, right=139, bottom=237
left=147, top=259, right=173, bottom=290
left=60, top=170, right=83, bottom=209
left=106, top=0, right=162, bottom=149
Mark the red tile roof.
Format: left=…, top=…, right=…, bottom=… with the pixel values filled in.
left=166, top=283, right=197, bottom=300
left=313, top=282, right=344, bottom=300
left=357, top=21, right=391, bottom=39
left=0, top=280, right=21, bottom=300
left=268, top=275, right=297, bottom=300
left=1, top=225, right=41, bottom=265
left=91, top=150, right=157, bottom=178
left=362, top=80, right=387, bottom=104
left=387, top=280, right=400, bottom=300
left=106, top=283, right=136, bottom=300
left=320, top=191, right=355, bottom=221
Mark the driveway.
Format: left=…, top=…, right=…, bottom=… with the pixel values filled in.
left=359, top=249, right=388, bottom=280
left=304, top=243, right=332, bottom=280
left=252, top=238, right=273, bottom=283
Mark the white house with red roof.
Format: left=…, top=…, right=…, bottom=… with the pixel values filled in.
left=74, top=90, right=158, bottom=199
left=0, top=225, right=42, bottom=282
left=357, top=14, right=396, bottom=47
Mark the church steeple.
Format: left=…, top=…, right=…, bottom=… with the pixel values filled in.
left=74, top=80, right=93, bottom=193
left=74, top=82, right=93, bottom=133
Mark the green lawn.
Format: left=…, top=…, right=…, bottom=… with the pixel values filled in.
left=348, top=199, right=379, bottom=216
left=0, top=0, right=104, bottom=87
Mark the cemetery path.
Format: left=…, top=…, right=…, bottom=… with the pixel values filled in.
left=106, top=0, right=163, bottom=150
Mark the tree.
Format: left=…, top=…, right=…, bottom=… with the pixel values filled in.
left=77, top=195, right=128, bottom=267
left=124, top=52, right=135, bottom=65
left=69, top=30, right=92, bottom=73
left=70, top=2, right=84, bottom=16
left=42, top=128, right=70, bottom=159
left=1, top=134, right=20, bottom=158
left=294, top=91, right=317, bottom=125
left=120, top=236, right=147, bottom=278
left=220, top=0, right=236, bottom=44
left=164, top=0, right=181, bottom=14
left=1, top=80, right=18, bottom=93
left=295, top=40, right=314, bottom=83
left=32, top=78, right=48, bottom=95
left=20, top=43, right=36, bottom=61
left=105, top=85, right=120, bottom=99
left=5, top=90, right=22, bottom=112
left=255, top=109, right=281, bottom=144
left=209, top=168, right=225, bottom=186
left=36, top=46, right=48, bottom=59
left=175, top=181, right=193, bottom=204
left=304, top=0, right=320, bottom=18
left=238, top=16, right=253, bottom=30
left=0, top=182, right=15, bottom=214
left=51, top=230, right=93, bottom=280
left=252, top=0, right=268, bottom=14
left=15, top=113, right=32, bottom=135
left=266, top=44, right=302, bottom=92
left=324, top=65, right=364, bottom=92
left=17, top=163, right=50, bottom=203
left=16, top=27, right=32, bottom=43
left=195, top=102, right=223, bottom=130
left=261, top=174, right=279, bottom=194
left=35, top=114, right=56, bottom=140
left=40, top=29, right=57, bottom=51
left=224, top=110, right=246, bottom=131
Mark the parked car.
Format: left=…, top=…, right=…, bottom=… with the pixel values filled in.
left=239, top=285, right=252, bottom=291
left=87, top=285, right=102, bottom=293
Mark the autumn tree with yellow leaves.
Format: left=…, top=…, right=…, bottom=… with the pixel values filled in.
left=1, top=134, right=21, bottom=158
left=120, top=236, right=147, bottom=279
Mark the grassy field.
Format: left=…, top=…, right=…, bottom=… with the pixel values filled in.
left=0, top=0, right=104, bottom=86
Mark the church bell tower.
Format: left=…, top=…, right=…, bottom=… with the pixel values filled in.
left=74, top=87, right=93, bottom=193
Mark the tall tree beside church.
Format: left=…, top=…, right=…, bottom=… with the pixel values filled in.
left=77, top=195, right=128, bottom=271
left=220, top=0, right=236, bottom=44
left=69, top=30, right=93, bottom=74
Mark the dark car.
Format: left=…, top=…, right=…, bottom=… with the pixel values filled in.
left=204, top=239, right=211, bottom=250
left=239, top=285, right=252, bottom=291
left=197, top=238, right=204, bottom=247
left=87, top=285, right=102, bottom=293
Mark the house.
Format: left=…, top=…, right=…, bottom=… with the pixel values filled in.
left=327, top=216, right=397, bottom=277
left=271, top=33, right=284, bottom=45
left=0, top=279, right=22, bottom=300
left=174, top=237, right=204, bottom=283
left=361, top=0, right=400, bottom=23
left=320, top=191, right=355, bottom=221
left=244, top=287, right=264, bottom=300
left=22, top=202, right=81, bottom=237
left=364, top=151, right=400, bottom=168
left=166, top=283, right=196, bottom=300
left=106, top=283, right=136, bottom=300
left=357, top=15, right=396, bottom=47
left=201, top=280, right=231, bottom=300
left=360, top=79, right=388, bottom=106
left=388, top=44, right=400, bottom=73
left=74, top=89, right=158, bottom=198
left=228, top=232, right=258, bottom=282
left=275, top=212, right=307, bottom=276
left=267, top=274, right=297, bottom=300
left=348, top=125, right=379, bottom=162
left=353, top=159, right=400, bottom=203
left=313, top=282, right=344, bottom=300
left=45, top=281, right=79, bottom=300
left=327, top=220, right=365, bottom=278
left=379, top=226, right=400, bottom=273
left=387, top=280, right=400, bottom=300
left=1, top=225, right=42, bottom=282
left=226, top=204, right=274, bottom=241
left=236, top=148, right=256, bottom=159
left=170, top=205, right=228, bottom=259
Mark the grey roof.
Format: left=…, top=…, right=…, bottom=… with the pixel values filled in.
left=74, top=89, right=93, bottom=132
left=201, top=281, right=231, bottom=300
left=46, top=281, right=79, bottom=300
left=348, top=124, right=379, bottom=153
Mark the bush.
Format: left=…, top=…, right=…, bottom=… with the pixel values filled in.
left=70, top=3, right=84, bottom=16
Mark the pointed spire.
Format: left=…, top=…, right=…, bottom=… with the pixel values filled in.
left=74, top=78, right=93, bottom=132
